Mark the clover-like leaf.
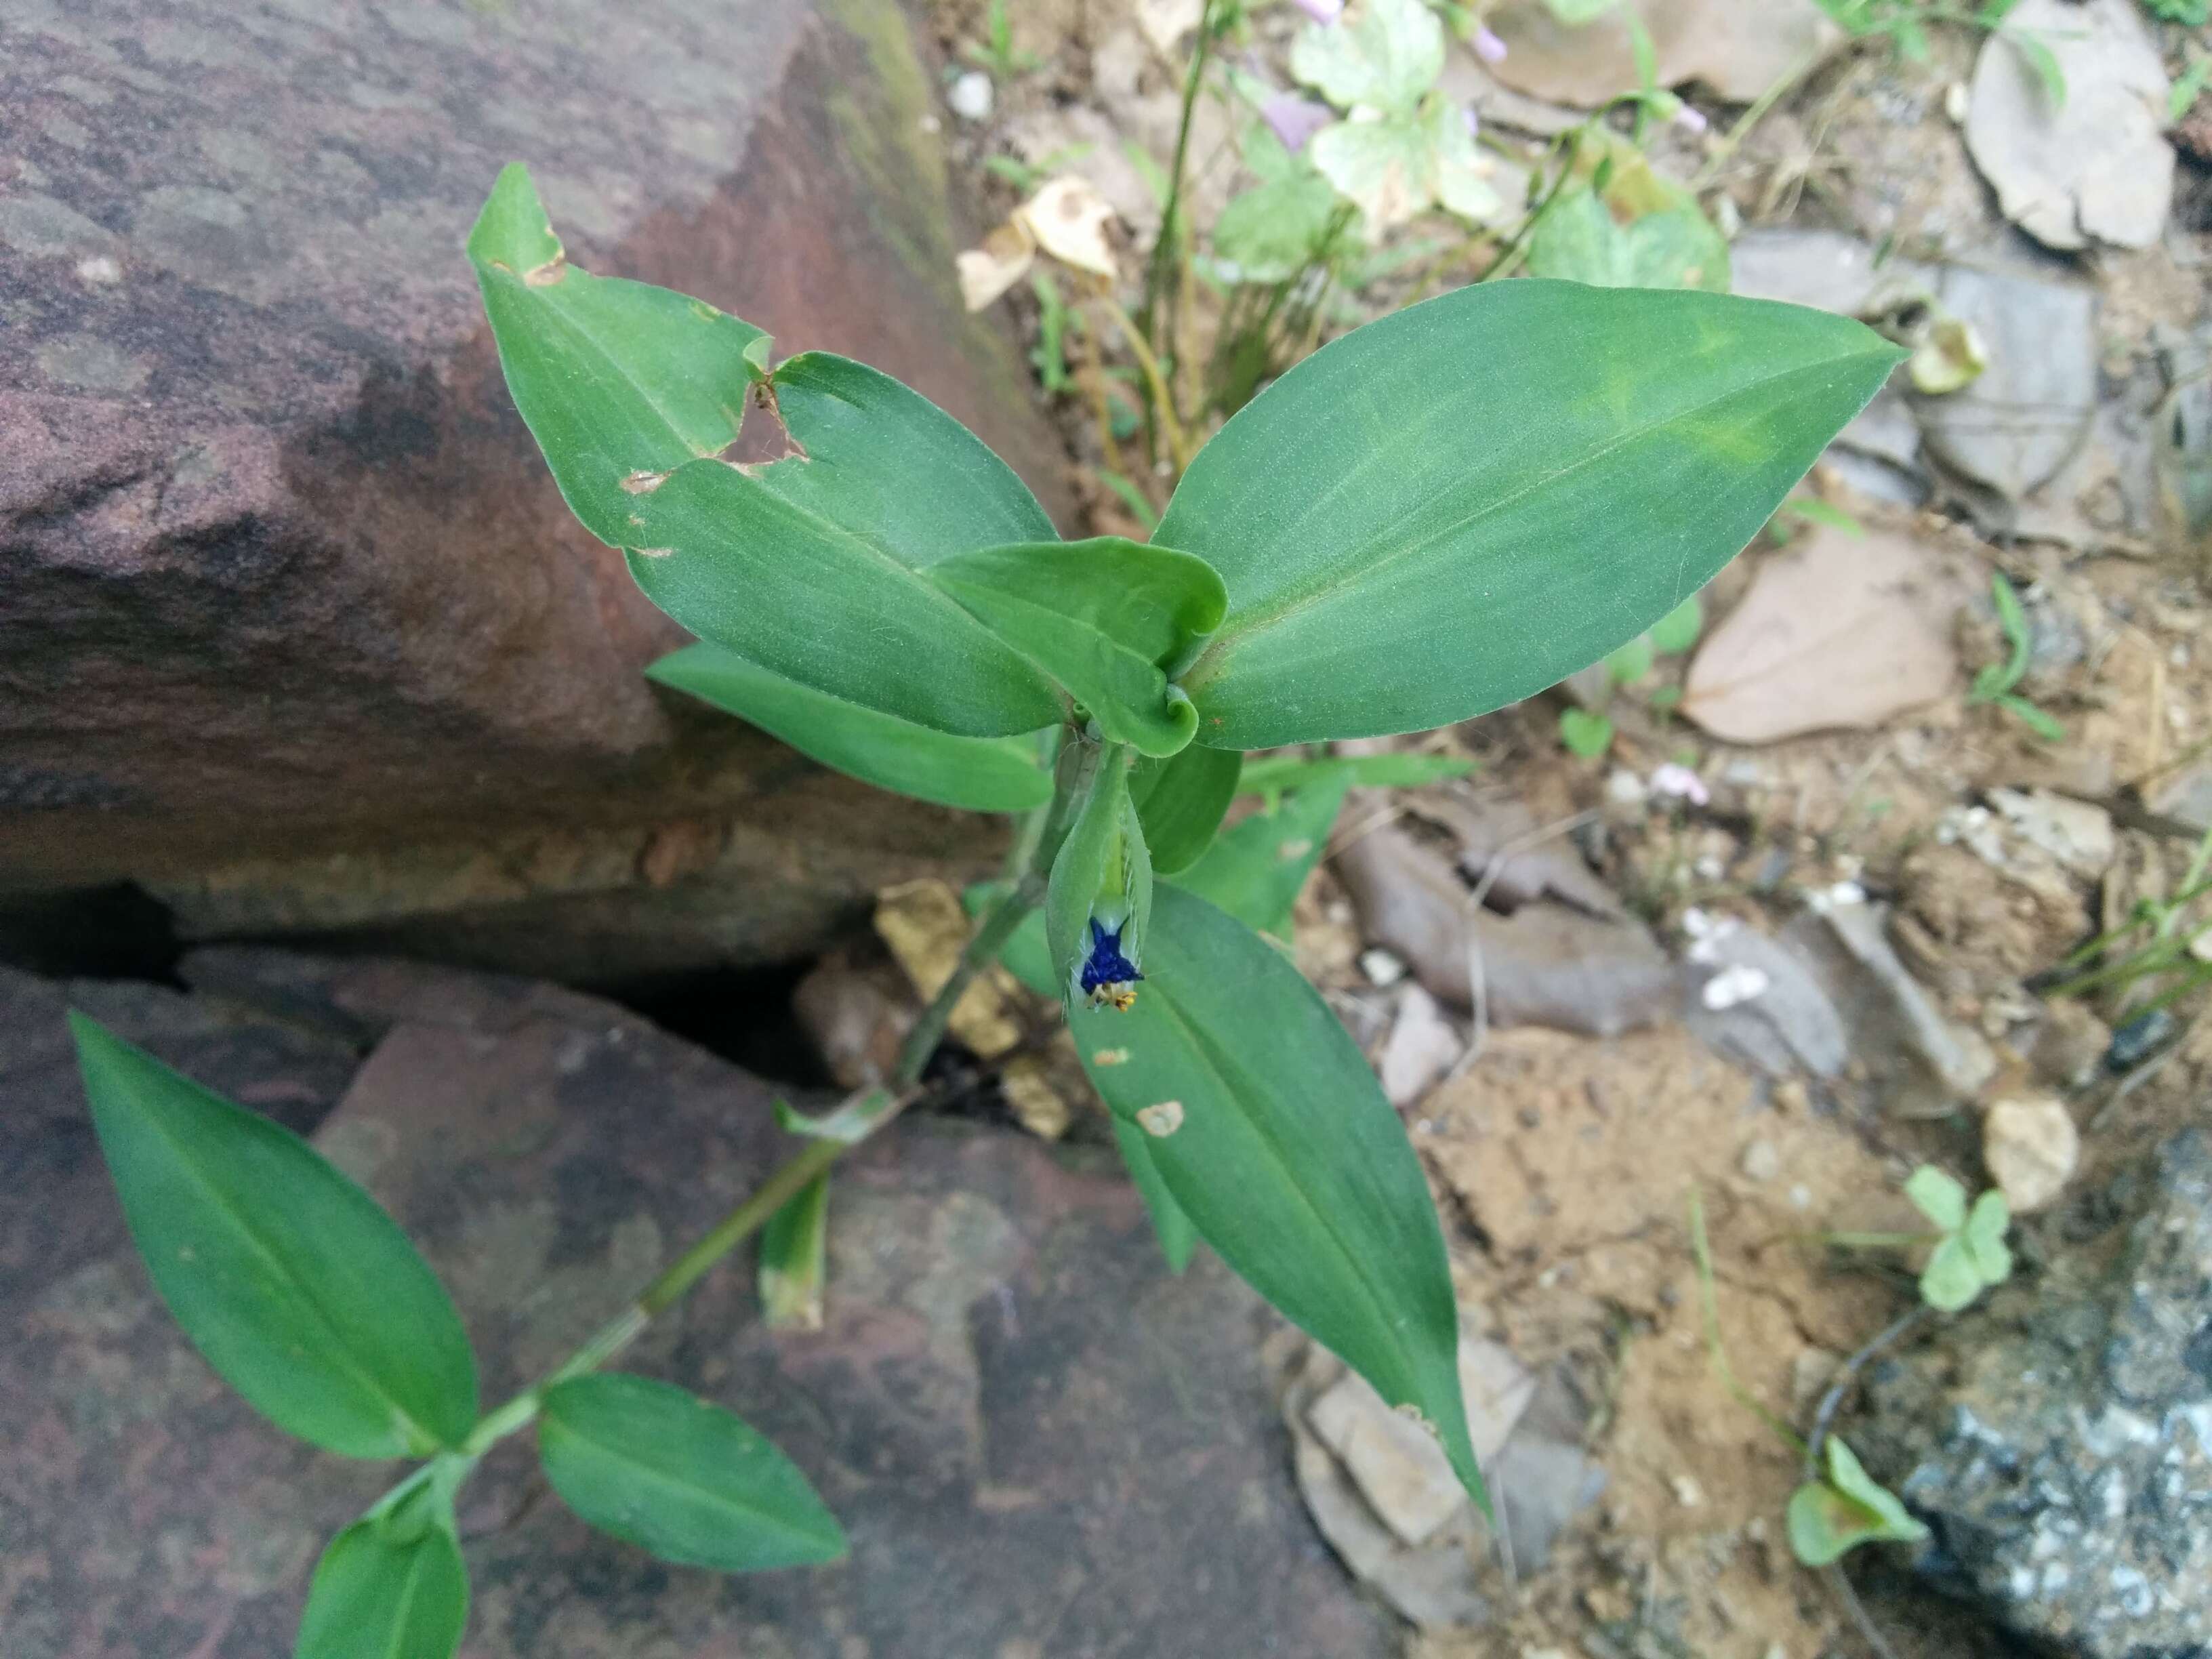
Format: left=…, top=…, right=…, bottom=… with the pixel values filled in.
left=1786, top=1437, right=1929, bottom=1567
left=1904, top=1164, right=1969, bottom=1233
left=1960, top=1189, right=2013, bottom=1286
left=1292, top=0, right=1446, bottom=114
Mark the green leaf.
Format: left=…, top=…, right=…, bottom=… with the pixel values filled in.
left=1603, top=634, right=1656, bottom=685
left=928, top=537, right=1227, bottom=757
left=1071, top=884, right=1488, bottom=1514
left=1961, top=1190, right=2013, bottom=1286
left=1112, top=1116, right=1200, bottom=1273
left=467, top=164, right=766, bottom=547
left=1919, top=1235, right=1984, bottom=1312
left=1786, top=1437, right=1929, bottom=1565
left=1176, top=773, right=1353, bottom=937
left=2000, top=692, right=2066, bottom=743
left=1904, top=1165, right=1968, bottom=1232
left=1290, top=0, right=1445, bottom=114
left=622, top=351, right=1065, bottom=737
left=294, top=1510, right=468, bottom=1659
left=1215, top=166, right=1343, bottom=283
left=70, top=1015, right=476, bottom=1458
left=1558, top=708, right=1614, bottom=758
left=1045, top=744, right=1153, bottom=1005
left=1162, top=282, right=1903, bottom=750
left=1130, top=745, right=1244, bottom=874
left=774, top=1089, right=895, bottom=1146
left=1237, top=750, right=1475, bottom=796
left=646, top=644, right=1052, bottom=813
left=1309, top=116, right=1439, bottom=232
left=1647, top=594, right=1704, bottom=655
left=759, top=1172, right=830, bottom=1331
left=537, top=1373, right=846, bottom=1572
left=471, top=169, right=1065, bottom=738
left=1525, top=189, right=1729, bottom=293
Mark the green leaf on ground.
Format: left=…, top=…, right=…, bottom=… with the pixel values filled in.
left=70, top=1015, right=477, bottom=1459
left=1786, top=1437, right=1929, bottom=1565
left=293, top=1507, right=468, bottom=1659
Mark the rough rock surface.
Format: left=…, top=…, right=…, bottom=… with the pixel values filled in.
left=1, top=1, right=1064, bottom=973
left=0, top=951, right=1393, bottom=1658
left=1852, top=1130, right=2212, bottom=1658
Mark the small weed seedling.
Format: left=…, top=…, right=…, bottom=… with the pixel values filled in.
left=1557, top=594, right=1704, bottom=758
left=2041, top=819, right=2212, bottom=1016
left=63, top=163, right=1899, bottom=1656
left=961, top=0, right=1040, bottom=81
left=1969, top=571, right=2066, bottom=742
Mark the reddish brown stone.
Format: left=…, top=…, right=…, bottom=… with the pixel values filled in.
left=0, top=1, right=1067, bottom=972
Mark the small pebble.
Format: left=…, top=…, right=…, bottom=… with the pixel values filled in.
left=1739, top=1139, right=1781, bottom=1183
left=1672, top=1473, right=1704, bottom=1508
left=1359, top=948, right=1407, bottom=987
left=947, top=70, right=994, bottom=122
left=1982, top=1095, right=2078, bottom=1213
left=1944, top=80, right=1970, bottom=123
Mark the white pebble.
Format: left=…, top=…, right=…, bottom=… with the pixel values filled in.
left=947, top=70, right=995, bottom=122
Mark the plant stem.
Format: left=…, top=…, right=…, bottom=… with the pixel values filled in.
left=1141, top=0, right=1218, bottom=350
left=459, top=861, right=1050, bottom=1454
left=1097, top=287, right=1193, bottom=474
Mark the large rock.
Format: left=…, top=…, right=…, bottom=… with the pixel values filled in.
left=1, top=951, right=1393, bottom=1657
left=1851, top=1130, right=2212, bottom=1657
left=0, top=1, right=1065, bottom=975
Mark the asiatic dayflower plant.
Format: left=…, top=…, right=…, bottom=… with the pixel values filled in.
left=63, top=160, right=1903, bottom=1657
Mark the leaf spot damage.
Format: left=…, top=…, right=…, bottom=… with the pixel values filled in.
left=619, top=470, right=667, bottom=495
left=1136, top=1100, right=1184, bottom=1138
left=1092, top=1048, right=1131, bottom=1067
left=523, top=255, right=569, bottom=287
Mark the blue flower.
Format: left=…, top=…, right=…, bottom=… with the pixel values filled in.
left=1078, top=917, right=1144, bottom=1011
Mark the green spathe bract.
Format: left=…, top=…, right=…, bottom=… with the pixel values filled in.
left=1073, top=884, right=1490, bottom=1514
left=1158, top=280, right=1904, bottom=750
left=70, top=1014, right=478, bottom=1459
left=537, top=1373, right=846, bottom=1572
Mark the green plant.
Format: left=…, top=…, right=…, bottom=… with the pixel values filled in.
left=2041, top=819, right=2212, bottom=1015
left=1969, top=571, right=2066, bottom=741
left=1555, top=594, right=1704, bottom=757
left=961, top=0, right=1040, bottom=79
left=1904, top=1166, right=2013, bottom=1311
left=68, top=161, right=1898, bottom=1656
left=2146, top=0, right=2209, bottom=26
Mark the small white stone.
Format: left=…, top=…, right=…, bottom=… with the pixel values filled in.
left=1701, top=962, right=1770, bottom=1010
left=1982, top=1094, right=2078, bottom=1212
left=76, top=253, right=121, bottom=285
left=1359, top=948, right=1406, bottom=987
left=1739, top=1138, right=1782, bottom=1183
left=1606, top=766, right=1649, bottom=806
left=1945, top=80, right=1970, bottom=123
left=947, top=70, right=995, bottom=122
left=1672, top=1473, right=1704, bottom=1508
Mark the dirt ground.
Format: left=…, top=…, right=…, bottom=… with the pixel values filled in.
left=915, top=4, right=2212, bottom=1655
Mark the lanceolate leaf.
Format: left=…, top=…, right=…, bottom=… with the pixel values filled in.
left=70, top=1015, right=477, bottom=1459
left=468, top=163, right=765, bottom=546
left=1111, top=1117, right=1199, bottom=1273
left=1158, top=281, right=1904, bottom=750
left=537, top=1373, right=845, bottom=1572
left=293, top=1511, right=468, bottom=1659
left=1130, top=744, right=1244, bottom=875
left=646, top=644, right=1052, bottom=813
left=929, top=538, right=1226, bottom=757
left=1071, top=885, right=1488, bottom=1513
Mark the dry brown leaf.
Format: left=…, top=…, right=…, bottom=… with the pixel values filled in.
left=1680, top=527, right=1958, bottom=743
left=1017, top=175, right=1120, bottom=280
left=956, top=219, right=1037, bottom=312
left=1486, top=0, right=1838, bottom=106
